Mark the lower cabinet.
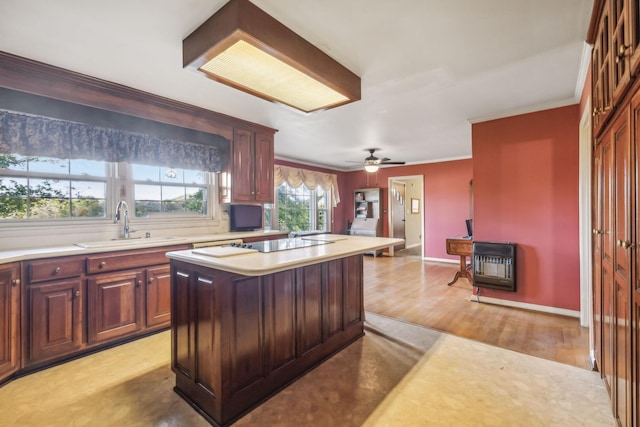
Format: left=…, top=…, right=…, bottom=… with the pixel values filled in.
left=145, top=265, right=172, bottom=328
left=27, top=279, right=83, bottom=365
left=0, top=263, right=20, bottom=383
left=171, top=254, right=364, bottom=426
left=19, top=244, right=189, bottom=372
left=87, top=270, right=144, bottom=344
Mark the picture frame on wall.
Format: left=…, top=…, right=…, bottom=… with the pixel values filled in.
left=411, top=198, right=419, bottom=214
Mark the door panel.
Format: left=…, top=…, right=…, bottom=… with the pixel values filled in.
left=146, top=265, right=171, bottom=328
left=29, top=279, right=83, bottom=363
left=601, top=127, right=615, bottom=398
left=87, top=270, right=143, bottom=344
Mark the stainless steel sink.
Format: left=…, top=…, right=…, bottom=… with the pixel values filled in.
left=74, top=236, right=187, bottom=248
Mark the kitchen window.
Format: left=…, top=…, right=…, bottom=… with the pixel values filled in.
left=0, top=154, right=215, bottom=221
left=264, top=182, right=331, bottom=232
left=131, top=164, right=209, bottom=217
left=0, top=153, right=108, bottom=220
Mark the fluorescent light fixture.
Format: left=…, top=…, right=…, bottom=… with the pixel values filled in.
left=183, top=0, right=361, bottom=113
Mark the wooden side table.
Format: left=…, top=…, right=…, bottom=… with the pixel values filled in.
left=445, top=237, right=472, bottom=286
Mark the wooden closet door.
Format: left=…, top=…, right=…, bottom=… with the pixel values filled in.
left=631, top=88, right=640, bottom=427
left=613, top=106, right=632, bottom=427
left=593, top=140, right=605, bottom=373
left=601, top=122, right=616, bottom=400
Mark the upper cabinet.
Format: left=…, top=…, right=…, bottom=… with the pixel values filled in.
left=592, top=2, right=613, bottom=134
left=612, top=0, right=631, bottom=102
left=630, top=1, right=640, bottom=74
left=227, top=127, right=275, bottom=204
left=591, top=0, right=640, bottom=135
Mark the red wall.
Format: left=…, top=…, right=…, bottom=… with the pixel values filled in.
left=276, top=158, right=473, bottom=259
left=472, top=105, right=580, bottom=310
left=341, top=160, right=473, bottom=259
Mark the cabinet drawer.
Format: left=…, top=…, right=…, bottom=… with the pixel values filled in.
left=28, top=257, right=85, bottom=283
left=86, top=246, right=189, bottom=274
left=446, top=240, right=472, bottom=256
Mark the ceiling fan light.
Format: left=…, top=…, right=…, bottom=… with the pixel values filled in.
left=365, top=164, right=379, bottom=173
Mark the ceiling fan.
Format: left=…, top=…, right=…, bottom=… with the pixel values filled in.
left=360, top=148, right=406, bottom=172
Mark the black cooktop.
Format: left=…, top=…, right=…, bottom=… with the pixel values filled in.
left=228, top=238, right=332, bottom=253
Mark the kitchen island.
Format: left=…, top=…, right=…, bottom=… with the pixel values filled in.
left=166, top=235, right=403, bottom=426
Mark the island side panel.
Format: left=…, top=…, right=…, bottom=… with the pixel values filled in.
left=324, top=258, right=345, bottom=339
left=170, top=254, right=365, bottom=427
left=171, top=263, right=223, bottom=424
left=226, top=274, right=266, bottom=399
left=265, top=270, right=297, bottom=373
left=344, top=254, right=364, bottom=327
left=297, top=263, right=324, bottom=356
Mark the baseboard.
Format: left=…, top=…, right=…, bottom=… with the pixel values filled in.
left=423, top=257, right=458, bottom=264
left=468, top=294, right=580, bottom=318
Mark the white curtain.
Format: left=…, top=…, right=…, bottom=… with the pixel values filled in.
left=274, top=165, right=341, bottom=207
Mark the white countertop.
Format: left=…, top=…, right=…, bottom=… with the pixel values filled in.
left=166, top=234, right=404, bottom=276
left=0, top=230, right=287, bottom=264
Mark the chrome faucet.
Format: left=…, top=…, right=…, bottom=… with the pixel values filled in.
left=115, top=200, right=134, bottom=238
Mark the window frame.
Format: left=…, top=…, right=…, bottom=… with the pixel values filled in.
left=0, top=155, right=111, bottom=222
left=0, top=158, right=220, bottom=227
left=265, top=182, right=331, bottom=232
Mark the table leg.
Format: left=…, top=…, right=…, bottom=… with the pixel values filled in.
left=447, top=255, right=472, bottom=286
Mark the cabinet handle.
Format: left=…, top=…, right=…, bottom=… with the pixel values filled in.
left=11, top=278, right=20, bottom=286
left=137, top=280, right=142, bottom=287
left=99, top=261, right=107, bottom=268
left=619, top=240, right=633, bottom=249
left=75, top=290, right=80, bottom=297
left=148, top=277, right=154, bottom=284
left=54, top=267, right=61, bottom=274
left=616, top=44, right=630, bottom=64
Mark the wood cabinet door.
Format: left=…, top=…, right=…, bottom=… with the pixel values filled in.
left=630, top=87, right=640, bottom=427
left=593, top=139, right=605, bottom=373
left=629, top=0, right=640, bottom=75
left=593, top=3, right=613, bottom=134
left=254, top=131, right=274, bottom=203
left=87, top=270, right=143, bottom=344
left=613, top=103, right=633, bottom=426
left=0, top=264, right=19, bottom=379
left=231, top=127, right=255, bottom=202
left=612, top=0, right=632, bottom=104
left=28, top=279, right=83, bottom=364
left=145, top=265, right=171, bottom=328
left=171, top=267, right=194, bottom=379
left=600, top=125, right=616, bottom=399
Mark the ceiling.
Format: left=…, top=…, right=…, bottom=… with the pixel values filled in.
left=0, top=0, right=593, bottom=171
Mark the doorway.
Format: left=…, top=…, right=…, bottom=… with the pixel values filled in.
left=388, top=175, right=424, bottom=258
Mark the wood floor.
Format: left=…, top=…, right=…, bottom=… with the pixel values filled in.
left=363, top=253, right=592, bottom=369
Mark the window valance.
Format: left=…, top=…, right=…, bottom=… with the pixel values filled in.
left=0, top=110, right=229, bottom=172
left=274, top=164, right=341, bottom=207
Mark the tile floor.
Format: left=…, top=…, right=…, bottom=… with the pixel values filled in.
left=0, top=313, right=614, bottom=426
